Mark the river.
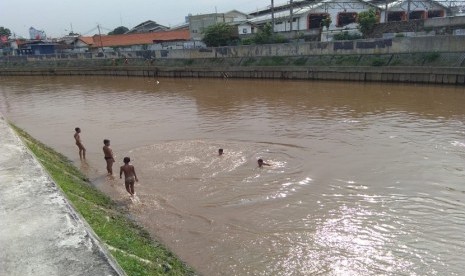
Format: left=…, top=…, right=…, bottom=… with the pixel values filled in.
left=1, top=76, right=465, bottom=275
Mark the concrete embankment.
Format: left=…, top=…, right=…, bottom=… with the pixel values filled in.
left=1, top=65, right=465, bottom=85
left=0, top=115, right=124, bottom=276
left=0, top=115, right=196, bottom=275
left=1, top=36, right=465, bottom=84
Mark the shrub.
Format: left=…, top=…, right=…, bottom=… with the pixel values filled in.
left=358, top=9, right=379, bottom=38
left=371, top=58, right=385, bottom=66
left=202, top=23, right=236, bottom=47
left=424, top=52, right=440, bottom=63
left=333, top=31, right=362, bottom=41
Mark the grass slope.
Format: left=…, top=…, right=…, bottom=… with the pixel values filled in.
left=10, top=124, right=196, bottom=276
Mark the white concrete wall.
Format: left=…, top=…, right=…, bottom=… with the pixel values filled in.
left=238, top=24, right=253, bottom=34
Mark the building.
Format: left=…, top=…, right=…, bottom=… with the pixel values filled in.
left=372, top=0, right=451, bottom=21
left=248, top=0, right=381, bottom=33
left=15, top=40, right=57, bottom=55
left=126, top=20, right=169, bottom=34
left=78, top=29, right=190, bottom=52
left=188, top=10, right=249, bottom=40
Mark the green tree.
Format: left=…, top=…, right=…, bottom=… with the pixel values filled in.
left=0, top=26, right=12, bottom=37
left=253, top=22, right=274, bottom=44
left=202, top=23, right=236, bottom=47
left=250, top=23, right=288, bottom=45
left=321, top=16, right=332, bottom=29
left=108, top=26, right=129, bottom=35
left=358, top=9, right=378, bottom=38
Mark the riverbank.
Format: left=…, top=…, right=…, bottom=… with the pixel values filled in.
left=1, top=51, right=465, bottom=84
left=9, top=123, right=196, bottom=276
left=1, top=63, right=464, bottom=84
left=1, top=35, right=465, bottom=84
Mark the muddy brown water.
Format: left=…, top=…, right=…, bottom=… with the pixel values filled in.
left=1, top=76, right=465, bottom=275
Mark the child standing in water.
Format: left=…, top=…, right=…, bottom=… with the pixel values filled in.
left=74, top=127, right=86, bottom=160
left=120, top=157, right=138, bottom=197
left=103, top=139, right=115, bottom=175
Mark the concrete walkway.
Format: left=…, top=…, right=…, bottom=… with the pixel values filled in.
left=0, top=116, right=124, bottom=276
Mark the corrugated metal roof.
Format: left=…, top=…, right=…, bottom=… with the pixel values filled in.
left=248, top=0, right=380, bottom=23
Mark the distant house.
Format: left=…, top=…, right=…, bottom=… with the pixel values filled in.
left=237, top=21, right=256, bottom=35
left=126, top=20, right=169, bottom=34
left=15, top=40, right=57, bottom=55
left=188, top=10, right=249, bottom=40
left=80, top=29, right=190, bottom=52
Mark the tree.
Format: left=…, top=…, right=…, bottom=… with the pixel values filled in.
left=108, top=26, right=129, bottom=35
left=0, top=26, right=11, bottom=38
left=321, top=16, right=332, bottom=29
left=253, top=23, right=274, bottom=44
left=202, top=23, right=236, bottom=47
left=247, top=23, right=288, bottom=45
left=358, top=9, right=378, bottom=38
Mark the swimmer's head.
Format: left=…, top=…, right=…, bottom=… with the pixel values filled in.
left=123, top=157, right=130, bottom=164
left=258, top=158, right=264, bottom=167
left=218, top=148, right=223, bottom=155
left=75, top=127, right=80, bottom=132
left=103, top=139, right=110, bottom=145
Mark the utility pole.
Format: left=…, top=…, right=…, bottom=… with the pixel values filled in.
left=271, top=0, right=275, bottom=32
left=385, top=0, right=388, bottom=23
left=407, top=0, right=411, bottom=21
left=290, top=0, right=294, bottom=32
left=97, top=24, right=104, bottom=53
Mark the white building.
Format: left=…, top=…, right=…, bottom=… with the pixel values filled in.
left=188, top=10, right=250, bottom=40
left=244, top=0, right=450, bottom=39
left=248, top=0, right=381, bottom=33
left=377, top=0, right=450, bottom=21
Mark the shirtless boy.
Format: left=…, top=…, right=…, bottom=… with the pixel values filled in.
left=74, top=127, right=86, bottom=160
left=257, top=158, right=271, bottom=168
left=120, top=157, right=138, bottom=197
left=103, top=139, right=115, bottom=175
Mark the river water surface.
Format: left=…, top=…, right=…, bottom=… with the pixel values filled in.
left=1, top=76, right=465, bottom=275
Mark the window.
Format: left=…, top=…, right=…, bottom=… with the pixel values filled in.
left=409, top=10, right=426, bottom=20
left=308, top=13, right=330, bottom=29
left=242, top=28, right=248, bottom=34
left=428, top=10, right=444, bottom=18
left=337, top=12, right=357, bottom=27
left=387, top=11, right=406, bottom=22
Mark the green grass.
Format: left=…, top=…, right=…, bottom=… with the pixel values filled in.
left=241, top=57, right=256, bottom=66
left=423, top=52, right=440, bottom=63
left=256, top=56, right=287, bottom=66
left=293, top=57, right=308, bottom=66
left=332, top=55, right=360, bottom=66
left=10, top=124, right=196, bottom=276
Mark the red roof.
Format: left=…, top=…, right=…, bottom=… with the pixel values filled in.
left=78, top=36, right=94, bottom=45
left=79, top=30, right=190, bottom=48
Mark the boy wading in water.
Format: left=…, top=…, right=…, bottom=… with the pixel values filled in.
left=74, top=127, right=86, bottom=160
left=103, top=139, right=115, bottom=175
left=120, top=157, right=138, bottom=197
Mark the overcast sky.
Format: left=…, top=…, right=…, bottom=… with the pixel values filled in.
left=0, top=0, right=288, bottom=38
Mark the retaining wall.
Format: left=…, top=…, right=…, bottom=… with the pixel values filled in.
left=1, top=35, right=465, bottom=63
left=1, top=66, right=464, bottom=85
